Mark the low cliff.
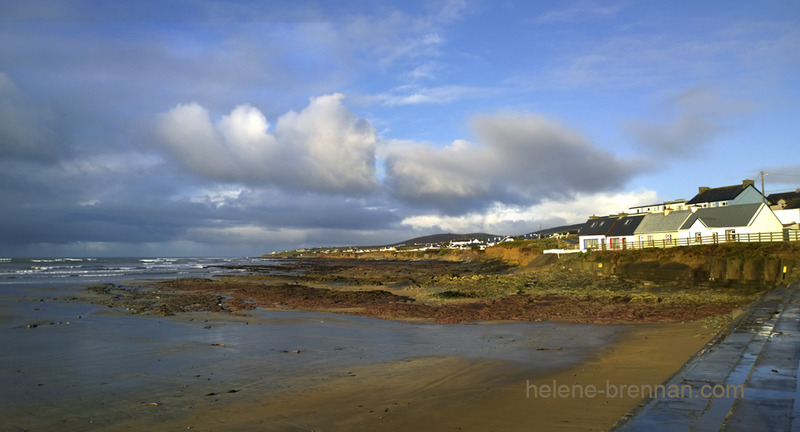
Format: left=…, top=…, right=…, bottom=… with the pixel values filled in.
left=551, top=243, right=800, bottom=287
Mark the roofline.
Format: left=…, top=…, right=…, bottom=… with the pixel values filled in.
left=629, top=199, right=687, bottom=209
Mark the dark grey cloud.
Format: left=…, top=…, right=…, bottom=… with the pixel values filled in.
left=383, top=112, right=642, bottom=213
left=0, top=72, right=61, bottom=160
left=625, top=87, right=755, bottom=158
left=0, top=135, right=405, bottom=256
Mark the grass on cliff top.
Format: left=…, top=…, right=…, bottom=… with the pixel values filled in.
left=583, top=241, right=800, bottom=262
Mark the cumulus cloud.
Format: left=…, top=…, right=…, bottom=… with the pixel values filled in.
left=626, top=87, right=755, bottom=157
left=383, top=112, right=640, bottom=212
left=156, top=93, right=378, bottom=194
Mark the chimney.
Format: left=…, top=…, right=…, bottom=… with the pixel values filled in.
left=742, top=179, right=755, bottom=188
left=698, top=186, right=710, bottom=194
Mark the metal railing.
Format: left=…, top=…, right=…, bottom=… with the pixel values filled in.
left=591, top=230, right=800, bottom=251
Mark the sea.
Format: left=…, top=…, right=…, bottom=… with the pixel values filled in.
left=0, top=256, right=624, bottom=430
left=0, top=256, right=264, bottom=288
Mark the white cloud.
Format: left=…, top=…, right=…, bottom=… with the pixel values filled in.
left=368, top=84, right=492, bottom=106
left=401, top=189, right=658, bottom=234
left=157, top=93, right=378, bottom=194
left=184, top=186, right=248, bottom=209
left=536, top=3, right=624, bottom=23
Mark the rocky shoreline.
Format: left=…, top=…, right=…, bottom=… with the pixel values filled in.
left=84, top=257, right=764, bottom=326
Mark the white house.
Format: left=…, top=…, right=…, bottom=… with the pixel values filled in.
left=767, top=190, right=800, bottom=228
left=678, top=203, right=783, bottom=243
left=449, top=239, right=485, bottom=249
left=774, top=209, right=800, bottom=228
left=605, top=214, right=646, bottom=249
left=629, top=199, right=688, bottom=214
left=578, top=215, right=618, bottom=250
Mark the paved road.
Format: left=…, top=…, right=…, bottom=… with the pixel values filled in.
left=613, top=282, right=800, bottom=432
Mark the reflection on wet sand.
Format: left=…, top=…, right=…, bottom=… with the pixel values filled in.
left=2, top=294, right=716, bottom=431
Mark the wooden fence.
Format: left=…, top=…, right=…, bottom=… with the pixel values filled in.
left=595, top=230, right=800, bottom=251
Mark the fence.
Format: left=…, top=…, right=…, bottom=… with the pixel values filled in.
left=592, top=230, right=800, bottom=251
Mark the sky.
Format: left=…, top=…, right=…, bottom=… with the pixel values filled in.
left=1, top=0, right=799, bottom=257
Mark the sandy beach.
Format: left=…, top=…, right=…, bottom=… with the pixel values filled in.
left=91, top=319, right=717, bottom=432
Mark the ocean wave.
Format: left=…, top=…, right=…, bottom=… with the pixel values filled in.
left=1, top=257, right=279, bottom=284
left=31, top=258, right=84, bottom=263
left=30, top=265, right=84, bottom=271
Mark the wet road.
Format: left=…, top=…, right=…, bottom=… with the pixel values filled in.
left=613, top=282, right=800, bottom=432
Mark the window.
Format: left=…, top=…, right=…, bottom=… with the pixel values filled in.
left=666, top=234, right=673, bottom=245
left=725, top=229, right=736, bottom=241
left=647, top=235, right=654, bottom=246
left=584, top=238, right=599, bottom=249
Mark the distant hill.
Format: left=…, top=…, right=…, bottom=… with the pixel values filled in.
left=392, top=232, right=501, bottom=246
left=524, top=223, right=585, bottom=237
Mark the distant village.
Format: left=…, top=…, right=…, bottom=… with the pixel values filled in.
left=577, top=180, right=800, bottom=251
left=274, top=180, right=800, bottom=256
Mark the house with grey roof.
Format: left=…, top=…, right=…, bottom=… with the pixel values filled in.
left=578, top=214, right=647, bottom=250
left=605, top=214, right=646, bottom=249
left=633, top=209, right=693, bottom=247
left=686, top=180, right=763, bottom=209
left=767, top=189, right=800, bottom=228
left=678, top=203, right=783, bottom=244
left=578, top=215, right=617, bottom=250
left=767, top=189, right=800, bottom=210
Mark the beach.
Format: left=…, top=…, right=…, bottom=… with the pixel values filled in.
left=0, top=257, right=732, bottom=431
left=113, top=320, right=716, bottom=432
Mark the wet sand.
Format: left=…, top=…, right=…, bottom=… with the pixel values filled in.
left=98, top=320, right=716, bottom=432
left=1, top=293, right=629, bottom=432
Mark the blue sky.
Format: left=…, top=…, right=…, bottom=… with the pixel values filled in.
left=1, top=0, right=799, bottom=257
